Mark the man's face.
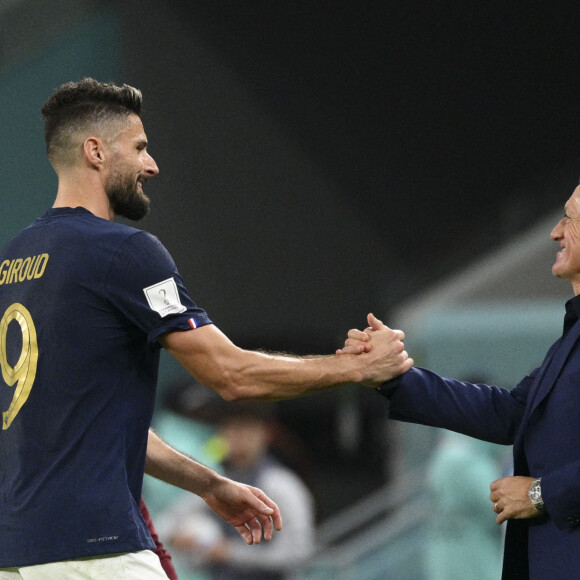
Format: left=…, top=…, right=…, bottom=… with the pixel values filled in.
left=220, top=417, right=270, bottom=469
left=551, top=186, right=580, bottom=294
left=104, top=114, right=159, bottom=221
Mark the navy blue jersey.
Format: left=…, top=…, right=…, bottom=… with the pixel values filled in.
left=0, top=207, right=211, bottom=567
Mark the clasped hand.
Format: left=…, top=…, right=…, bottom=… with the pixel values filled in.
left=337, top=313, right=414, bottom=386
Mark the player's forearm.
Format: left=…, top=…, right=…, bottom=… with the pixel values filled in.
left=162, top=322, right=411, bottom=401
left=162, top=325, right=362, bottom=400
left=145, top=429, right=220, bottom=496
left=183, top=346, right=365, bottom=401
left=227, top=349, right=367, bottom=400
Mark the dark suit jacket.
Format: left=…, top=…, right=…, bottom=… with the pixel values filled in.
left=382, top=318, right=580, bottom=580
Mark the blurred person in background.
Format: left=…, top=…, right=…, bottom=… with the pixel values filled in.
left=158, top=400, right=315, bottom=580
left=424, top=376, right=507, bottom=579
left=425, top=431, right=505, bottom=579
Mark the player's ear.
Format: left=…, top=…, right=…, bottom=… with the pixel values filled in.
left=82, top=136, right=106, bottom=168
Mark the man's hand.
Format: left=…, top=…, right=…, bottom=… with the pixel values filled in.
left=336, top=326, right=372, bottom=355
left=489, top=476, right=544, bottom=525
left=202, top=475, right=283, bottom=545
left=337, top=313, right=414, bottom=386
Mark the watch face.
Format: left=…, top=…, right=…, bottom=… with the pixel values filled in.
left=529, top=480, right=544, bottom=510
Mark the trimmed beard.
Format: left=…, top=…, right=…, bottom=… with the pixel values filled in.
left=105, top=170, right=151, bottom=221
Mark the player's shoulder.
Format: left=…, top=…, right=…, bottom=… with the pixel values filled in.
left=56, top=209, right=160, bottom=251
left=6, top=207, right=167, bottom=264
left=20, top=207, right=144, bottom=242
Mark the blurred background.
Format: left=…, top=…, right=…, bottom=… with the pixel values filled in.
left=1, top=1, right=579, bottom=578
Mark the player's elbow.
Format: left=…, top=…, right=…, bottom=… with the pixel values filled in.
left=215, top=384, right=256, bottom=402
left=211, top=369, right=253, bottom=402
left=214, top=375, right=271, bottom=402
left=216, top=383, right=244, bottom=402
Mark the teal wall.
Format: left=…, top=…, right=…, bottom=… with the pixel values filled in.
left=412, top=302, right=564, bottom=386
left=0, top=8, right=121, bottom=246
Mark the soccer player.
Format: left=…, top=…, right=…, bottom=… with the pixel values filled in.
left=0, top=78, right=411, bottom=579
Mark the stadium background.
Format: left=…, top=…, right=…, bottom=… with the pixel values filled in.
left=1, top=1, right=579, bottom=577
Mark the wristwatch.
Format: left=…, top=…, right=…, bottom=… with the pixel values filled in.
left=528, top=478, right=546, bottom=513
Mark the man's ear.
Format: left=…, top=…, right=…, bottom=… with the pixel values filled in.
left=82, top=136, right=106, bottom=168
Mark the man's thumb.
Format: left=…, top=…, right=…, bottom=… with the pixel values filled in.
left=367, top=312, right=385, bottom=330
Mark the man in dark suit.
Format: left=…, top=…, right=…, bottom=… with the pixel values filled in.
left=341, top=186, right=580, bottom=579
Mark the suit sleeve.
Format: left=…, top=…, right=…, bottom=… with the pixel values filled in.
left=541, top=462, right=580, bottom=529
left=379, top=367, right=530, bottom=445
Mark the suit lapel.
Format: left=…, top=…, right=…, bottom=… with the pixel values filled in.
left=524, top=319, right=580, bottom=420
left=513, top=314, right=580, bottom=468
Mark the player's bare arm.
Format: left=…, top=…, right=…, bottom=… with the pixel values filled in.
left=160, top=319, right=412, bottom=400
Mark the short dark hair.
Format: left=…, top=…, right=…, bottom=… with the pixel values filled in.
left=41, top=78, right=143, bottom=166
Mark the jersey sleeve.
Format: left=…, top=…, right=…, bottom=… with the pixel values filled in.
left=104, top=230, right=212, bottom=343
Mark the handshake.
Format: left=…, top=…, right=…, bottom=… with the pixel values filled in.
left=336, top=313, right=414, bottom=387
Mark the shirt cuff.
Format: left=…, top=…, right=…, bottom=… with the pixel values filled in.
left=376, top=375, right=405, bottom=399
